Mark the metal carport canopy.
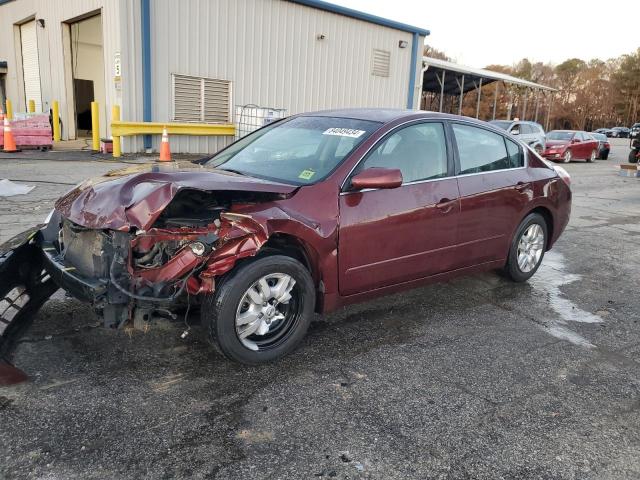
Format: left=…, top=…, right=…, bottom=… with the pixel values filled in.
left=422, top=56, right=556, bottom=95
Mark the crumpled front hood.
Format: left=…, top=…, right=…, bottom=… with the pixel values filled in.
left=54, top=162, right=297, bottom=231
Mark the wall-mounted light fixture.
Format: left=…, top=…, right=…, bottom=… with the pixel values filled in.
left=317, top=34, right=326, bottom=40
left=398, top=40, right=408, bottom=48
left=37, top=19, right=45, bottom=28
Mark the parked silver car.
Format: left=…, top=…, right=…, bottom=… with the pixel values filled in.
left=489, top=120, right=546, bottom=153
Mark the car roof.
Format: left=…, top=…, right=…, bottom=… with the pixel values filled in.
left=301, top=108, right=485, bottom=125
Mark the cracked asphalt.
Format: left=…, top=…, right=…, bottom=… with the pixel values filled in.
left=1, top=139, right=639, bottom=479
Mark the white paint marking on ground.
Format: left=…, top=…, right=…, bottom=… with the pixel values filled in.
left=0, top=179, right=35, bottom=196
left=530, top=250, right=602, bottom=348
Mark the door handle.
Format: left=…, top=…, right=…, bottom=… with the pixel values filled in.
left=515, top=182, right=531, bottom=192
left=435, top=198, right=456, bottom=214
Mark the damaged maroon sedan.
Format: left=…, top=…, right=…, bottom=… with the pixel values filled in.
left=0, top=109, right=571, bottom=364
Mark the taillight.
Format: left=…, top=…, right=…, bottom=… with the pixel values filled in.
left=553, top=165, right=571, bottom=186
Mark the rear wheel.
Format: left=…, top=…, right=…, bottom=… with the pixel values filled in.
left=563, top=150, right=572, bottom=163
left=630, top=150, right=639, bottom=164
left=504, top=213, right=548, bottom=282
left=587, top=149, right=596, bottom=163
left=202, top=255, right=315, bottom=364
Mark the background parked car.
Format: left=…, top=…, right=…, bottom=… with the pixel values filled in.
left=589, top=132, right=611, bottom=159
left=542, top=130, right=599, bottom=163
left=611, top=127, right=631, bottom=138
left=630, top=123, right=640, bottom=139
left=594, top=128, right=613, bottom=136
left=489, top=120, right=546, bottom=153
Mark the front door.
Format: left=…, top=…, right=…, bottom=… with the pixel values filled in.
left=338, top=122, right=460, bottom=296
left=451, top=122, right=532, bottom=266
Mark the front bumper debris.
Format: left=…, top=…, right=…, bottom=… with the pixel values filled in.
left=0, top=230, right=58, bottom=362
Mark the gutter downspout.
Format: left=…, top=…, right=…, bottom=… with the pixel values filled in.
left=141, top=0, right=152, bottom=151
left=406, top=32, right=420, bottom=109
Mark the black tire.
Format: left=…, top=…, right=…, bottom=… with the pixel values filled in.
left=503, top=213, right=548, bottom=283
left=630, top=150, right=639, bottom=164
left=601, top=151, right=609, bottom=160
left=202, top=255, right=315, bottom=364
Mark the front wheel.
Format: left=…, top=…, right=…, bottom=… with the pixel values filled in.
left=563, top=150, right=572, bottom=163
left=202, top=255, right=315, bottom=364
left=503, top=213, right=548, bottom=282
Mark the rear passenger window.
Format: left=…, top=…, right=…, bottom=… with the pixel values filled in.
left=452, top=124, right=510, bottom=174
left=505, top=138, right=523, bottom=168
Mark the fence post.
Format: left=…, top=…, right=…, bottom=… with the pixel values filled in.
left=52, top=101, right=61, bottom=142
left=112, top=105, right=121, bottom=158
left=91, top=101, right=100, bottom=151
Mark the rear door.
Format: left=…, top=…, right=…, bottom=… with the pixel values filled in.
left=338, top=121, right=460, bottom=295
left=576, top=132, right=589, bottom=158
left=451, top=122, right=531, bottom=266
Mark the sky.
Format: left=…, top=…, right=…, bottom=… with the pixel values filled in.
left=333, top=0, right=640, bottom=68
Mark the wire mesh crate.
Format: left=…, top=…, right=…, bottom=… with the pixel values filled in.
left=235, top=104, right=286, bottom=139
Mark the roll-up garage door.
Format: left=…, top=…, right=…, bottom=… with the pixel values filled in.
left=20, top=21, right=42, bottom=113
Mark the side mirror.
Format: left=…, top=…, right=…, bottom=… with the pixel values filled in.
left=350, top=168, right=403, bottom=190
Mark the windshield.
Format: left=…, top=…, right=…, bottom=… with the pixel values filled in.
left=206, top=116, right=381, bottom=185
left=592, top=133, right=606, bottom=141
left=489, top=120, right=512, bottom=131
left=547, top=131, right=574, bottom=141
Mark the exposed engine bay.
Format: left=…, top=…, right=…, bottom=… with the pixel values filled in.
left=42, top=188, right=287, bottom=330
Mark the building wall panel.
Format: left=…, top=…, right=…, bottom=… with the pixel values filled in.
left=149, top=0, right=418, bottom=153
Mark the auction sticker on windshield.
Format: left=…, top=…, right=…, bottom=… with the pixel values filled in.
left=298, top=169, right=316, bottom=180
left=322, top=128, right=366, bottom=138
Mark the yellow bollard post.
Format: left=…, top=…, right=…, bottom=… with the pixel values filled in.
left=90, top=101, right=100, bottom=151
left=28, top=99, right=35, bottom=113
left=6, top=99, right=13, bottom=120
left=52, top=101, right=61, bottom=142
left=111, top=105, right=121, bottom=158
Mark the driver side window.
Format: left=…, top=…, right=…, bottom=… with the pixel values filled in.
left=357, top=122, right=448, bottom=183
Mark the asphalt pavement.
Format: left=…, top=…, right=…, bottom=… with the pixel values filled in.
left=0, top=138, right=639, bottom=479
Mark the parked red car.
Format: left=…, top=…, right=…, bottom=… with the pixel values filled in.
left=542, top=130, right=599, bottom=163
left=0, top=110, right=572, bottom=364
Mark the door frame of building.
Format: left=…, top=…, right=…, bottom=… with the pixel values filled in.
left=61, top=9, right=103, bottom=141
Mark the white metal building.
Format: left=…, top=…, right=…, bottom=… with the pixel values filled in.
left=0, top=0, right=429, bottom=153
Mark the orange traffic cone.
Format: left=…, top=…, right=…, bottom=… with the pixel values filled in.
left=159, top=127, right=171, bottom=162
left=3, top=116, right=19, bottom=153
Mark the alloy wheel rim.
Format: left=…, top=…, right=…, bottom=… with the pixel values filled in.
left=591, top=150, right=596, bottom=161
left=564, top=151, right=571, bottom=163
left=516, top=224, right=545, bottom=273
left=235, top=273, right=299, bottom=351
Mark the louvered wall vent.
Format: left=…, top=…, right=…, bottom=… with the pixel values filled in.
left=371, top=49, right=391, bottom=77
left=172, top=74, right=232, bottom=123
